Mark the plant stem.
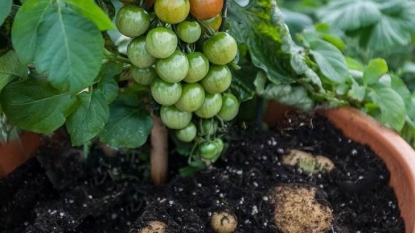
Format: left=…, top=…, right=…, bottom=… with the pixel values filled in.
left=219, top=0, right=229, bottom=32
left=256, top=96, right=264, bottom=130
left=150, top=114, right=168, bottom=186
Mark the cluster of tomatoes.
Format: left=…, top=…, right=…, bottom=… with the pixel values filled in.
left=115, top=0, right=239, bottom=160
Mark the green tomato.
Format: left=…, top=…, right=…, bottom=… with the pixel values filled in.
left=131, top=66, right=157, bottom=85
left=177, top=21, right=202, bottom=43
left=213, top=138, right=224, bottom=154
left=175, top=83, right=205, bottom=112
left=200, top=65, right=231, bottom=94
left=175, top=122, right=197, bottom=142
left=218, top=93, right=239, bottom=121
left=127, top=36, right=157, bottom=68
left=160, top=105, right=193, bottom=129
left=203, top=32, right=237, bottom=65
left=116, top=5, right=150, bottom=38
left=199, top=118, right=218, bottom=136
left=156, top=50, right=189, bottom=83
left=146, top=27, right=178, bottom=59
left=183, top=52, right=209, bottom=83
left=155, top=0, right=190, bottom=24
left=151, top=77, right=182, bottom=106
left=194, top=93, right=222, bottom=118
left=199, top=141, right=219, bottom=160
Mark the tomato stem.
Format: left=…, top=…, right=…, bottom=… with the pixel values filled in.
left=219, top=0, right=229, bottom=32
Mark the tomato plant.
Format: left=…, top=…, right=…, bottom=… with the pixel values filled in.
left=189, top=0, right=223, bottom=20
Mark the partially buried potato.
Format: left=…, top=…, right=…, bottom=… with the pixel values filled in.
left=138, top=221, right=167, bottom=233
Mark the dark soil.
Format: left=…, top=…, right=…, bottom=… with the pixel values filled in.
left=0, top=113, right=405, bottom=233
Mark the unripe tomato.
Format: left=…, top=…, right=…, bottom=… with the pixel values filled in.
left=203, top=32, right=237, bottom=65
left=160, top=105, right=192, bottom=129
left=200, top=14, right=222, bottom=33
left=127, top=36, right=157, bottom=68
left=200, top=65, right=232, bottom=94
left=184, top=52, right=209, bottom=83
left=175, top=83, right=205, bottom=112
left=131, top=66, right=157, bottom=85
left=199, top=141, right=219, bottom=159
left=218, top=93, right=239, bottom=121
left=155, top=0, right=190, bottom=24
left=199, top=118, right=217, bottom=136
left=156, top=50, right=189, bottom=83
left=194, top=93, right=222, bottom=118
left=116, top=5, right=150, bottom=37
left=146, top=27, right=178, bottom=59
left=177, top=21, right=202, bottom=43
left=176, top=122, right=197, bottom=142
left=213, top=138, right=224, bottom=153
left=190, top=0, right=223, bottom=20
left=151, top=77, right=182, bottom=106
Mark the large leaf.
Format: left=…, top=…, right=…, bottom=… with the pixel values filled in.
left=0, top=50, right=27, bottom=92
left=229, top=65, right=257, bottom=102
left=0, top=78, right=75, bottom=133
left=97, top=62, right=122, bottom=104
left=0, top=0, right=12, bottom=26
left=66, top=0, right=114, bottom=30
left=317, top=0, right=381, bottom=31
left=66, top=91, right=109, bottom=146
left=308, top=39, right=348, bottom=83
left=368, top=84, right=406, bottom=131
left=100, top=94, right=153, bottom=148
left=12, top=1, right=104, bottom=93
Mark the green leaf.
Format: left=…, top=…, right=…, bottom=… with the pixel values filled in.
left=100, top=94, right=153, bottom=148
left=317, top=0, right=381, bottom=31
left=347, top=79, right=366, bottom=102
left=95, top=0, right=116, bottom=20
left=66, top=91, right=109, bottom=146
left=363, top=58, right=388, bottom=86
left=97, top=62, right=122, bottom=104
left=66, top=0, right=114, bottom=30
left=229, top=65, right=257, bottom=102
left=0, top=0, right=12, bottom=26
left=309, top=39, right=348, bottom=83
left=0, top=50, right=27, bottom=92
left=345, top=57, right=364, bottom=71
left=368, top=85, right=406, bottom=131
left=255, top=71, right=313, bottom=111
left=0, top=78, right=75, bottom=133
left=12, top=1, right=104, bottom=93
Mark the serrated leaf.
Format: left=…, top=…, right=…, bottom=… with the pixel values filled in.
left=363, top=58, right=388, bottom=86
left=309, top=39, right=348, bottom=83
left=317, top=0, right=381, bottom=31
left=12, top=2, right=104, bottom=93
left=0, top=78, right=74, bottom=133
left=0, top=0, right=12, bottom=26
left=0, top=50, right=27, bottom=91
left=100, top=95, right=153, bottom=148
left=66, top=0, right=114, bottom=30
left=368, top=85, right=406, bottom=131
left=97, top=62, right=122, bottom=104
left=255, top=71, right=313, bottom=111
left=66, top=91, right=109, bottom=146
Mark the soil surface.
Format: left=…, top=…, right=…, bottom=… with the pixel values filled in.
left=0, top=113, right=405, bottom=233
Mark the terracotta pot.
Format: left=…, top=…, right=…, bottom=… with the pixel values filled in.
left=0, top=132, right=42, bottom=178
left=265, top=104, right=415, bottom=233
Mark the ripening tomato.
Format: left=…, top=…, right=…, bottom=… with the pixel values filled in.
left=175, top=83, right=205, bottom=112
left=200, top=14, right=222, bottom=33
left=155, top=0, right=190, bottom=24
left=131, top=66, right=157, bottom=85
left=218, top=93, right=239, bottom=121
left=146, top=27, right=178, bottom=59
left=156, top=50, right=189, bottom=83
left=116, top=5, right=150, bottom=37
left=203, top=32, right=237, bottom=65
left=189, top=0, right=223, bottom=20
left=176, top=122, right=197, bottom=142
left=200, top=65, right=232, bottom=94
left=151, top=77, right=182, bottom=106
left=127, top=36, right=157, bottom=68
left=160, top=105, right=193, bottom=129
